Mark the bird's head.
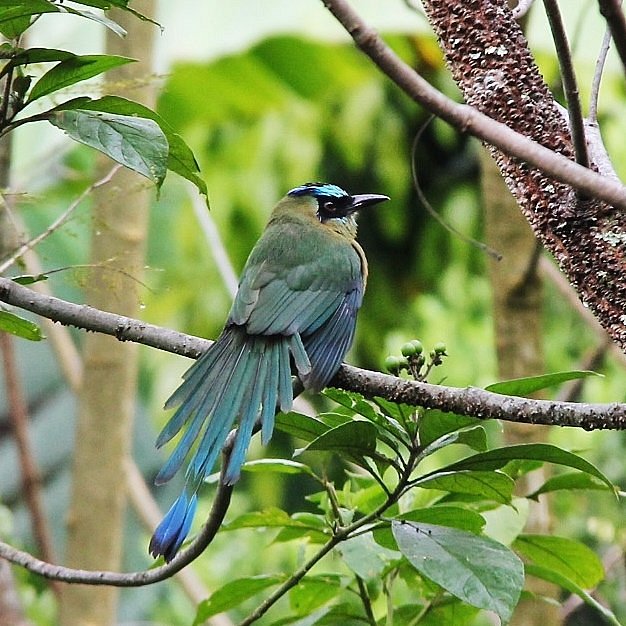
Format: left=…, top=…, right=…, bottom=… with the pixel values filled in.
left=284, top=182, right=389, bottom=238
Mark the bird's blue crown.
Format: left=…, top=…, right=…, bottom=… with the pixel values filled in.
left=288, top=182, right=349, bottom=199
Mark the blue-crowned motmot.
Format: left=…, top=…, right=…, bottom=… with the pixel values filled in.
left=149, top=182, right=389, bottom=561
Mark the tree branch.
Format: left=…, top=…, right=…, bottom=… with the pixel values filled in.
left=597, top=0, right=626, bottom=77
left=1, top=276, right=625, bottom=430
left=320, top=0, right=626, bottom=210
left=322, top=0, right=626, bottom=354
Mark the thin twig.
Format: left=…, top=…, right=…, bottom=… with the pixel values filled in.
left=542, top=0, right=589, bottom=169
left=0, top=165, right=122, bottom=273
left=589, top=25, right=613, bottom=123
left=0, top=470, right=233, bottom=586
left=0, top=333, right=59, bottom=597
left=512, top=0, right=536, bottom=20
left=356, top=575, right=377, bottom=626
left=597, top=0, right=626, bottom=78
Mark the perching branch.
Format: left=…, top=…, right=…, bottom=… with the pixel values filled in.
left=1, top=276, right=625, bottom=430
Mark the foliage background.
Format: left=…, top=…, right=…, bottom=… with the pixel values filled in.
left=1, top=1, right=626, bottom=624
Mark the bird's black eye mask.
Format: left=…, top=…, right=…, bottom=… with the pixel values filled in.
left=316, top=194, right=354, bottom=221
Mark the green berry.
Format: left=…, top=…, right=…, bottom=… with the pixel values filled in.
left=385, top=355, right=402, bottom=373
left=433, top=342, right=447, bottom=355
left=410, top=339, right=424, bottom=355
left=401, top=342, right=417, bottom=357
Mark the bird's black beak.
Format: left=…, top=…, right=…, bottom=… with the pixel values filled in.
left=348, top=193, right=390, bottom=214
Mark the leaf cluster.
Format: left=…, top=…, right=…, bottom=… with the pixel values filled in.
left=193, top=373, right=617, bottom=625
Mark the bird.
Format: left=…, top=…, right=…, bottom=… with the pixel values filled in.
left=149, top=182, right=389, bottom=562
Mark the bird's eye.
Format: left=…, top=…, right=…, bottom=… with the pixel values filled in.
left=323, top=201, right=336, bottom=213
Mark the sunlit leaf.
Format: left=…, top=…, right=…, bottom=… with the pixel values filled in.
left=435, top=444, right=615, bottom=492
left=28, top=55, right=134, bottom=102
left=486, top=371, right=601, bottom=396
left=393, top=521, right=523, bottom=623
left=0, top=310, right=44, bottom=341
left=0, top=1, right=58, bottom=39
left=525, top=564, right=619, bottom=624
left=336, top=533, right=399, bottom=580
left=514, top=535, right=604, bottom=589
left=527, top=471, right=611, bottom=499
left=414, top=470, right=514, bottom=504
left=242, top=458, right=316, bottom=476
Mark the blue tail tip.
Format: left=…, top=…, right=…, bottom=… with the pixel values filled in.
left=149, top=492, right=198, bottom=562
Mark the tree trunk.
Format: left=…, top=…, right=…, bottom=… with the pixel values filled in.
left=482, top=149, right=559, bottom=625
left=58, top=3, right=156, bottom=624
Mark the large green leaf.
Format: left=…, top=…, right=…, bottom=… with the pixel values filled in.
left=527, top=471, right=611, bottom=499
left=514, top=535, right=604, bottom=589
left=0, top=310, right=44, bottom=341
left=289, top=574, right=343, bottom=616
left=336, top=533, right=399, bottom=580
left=393, top=521, right=523, bottom=623
left=193, top=574, right=286, bottom=623
left=27, top=55, right=134, bottom=102
left=413, top=470, right=514, bottom=504
left=275, top=411, right=330, bottom=442
left=433, top=443, right=615, bottom=492
left=486, top=370, right=600, bottom=396
left=296, top=421, right=378, bottom=464
left=48, top=108, right=168, bottom=186
left=525, top=564, right=620, bottom=626
left=52, top=96, right=207, bottom=199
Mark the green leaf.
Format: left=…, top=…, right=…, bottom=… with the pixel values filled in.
left=52, top=96, right=207, bottom=199
left=514, top=535, right=604, bottom=589
left=528, top=471, right=611, bottom=499
left=0, top=310, right=44, bottom=341
left=435, top=443, right=615, bottom=492
left=48, top=109, right=168, bottom=186
left=0, top=1, right=59, bottom=38
left=418, top=410, right=480, bottom=447
left=28, top=55, right=134, bottom=102
left=414, top=470, right=514, bottom=504
left=297, top=421, right=378, bottom=464
left=336, top=533, right=399, bottom=580
left=242, top=458, right=316, bottom=476
left=11, top=274, right=48, bottom=285
left=57, top=6, right=127, bottom=37
left=525, top=564, right=620, bottom=626
left=401, top=506, right=487, bottom=534
left=393, top=521, right=524, bottom=623
left=393, top=601, right=480, bottom=626
left=275, top=411, right=330, bottom=442
left=485, top=370, right=601, bottom=396
left=418, top=425, right=487, bottom=461
left=193, top=574, right=286, bottom=622
left=6, top=47, right=76, bottom=69
left=289, top=574, right=343, bottom=616
left=224, top=507, right=327, bottom=535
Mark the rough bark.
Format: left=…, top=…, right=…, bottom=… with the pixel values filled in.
left=422, top=0, right=626, bottom=353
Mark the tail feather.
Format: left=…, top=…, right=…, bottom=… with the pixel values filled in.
left=261, top=342, right=280, bottom=443
left=149, top=489, right=198, bottom=562
left=224, top=347, right=269, bottom=484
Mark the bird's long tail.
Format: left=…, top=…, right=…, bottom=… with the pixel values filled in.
left=149, top=326, right=310, bottom=561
